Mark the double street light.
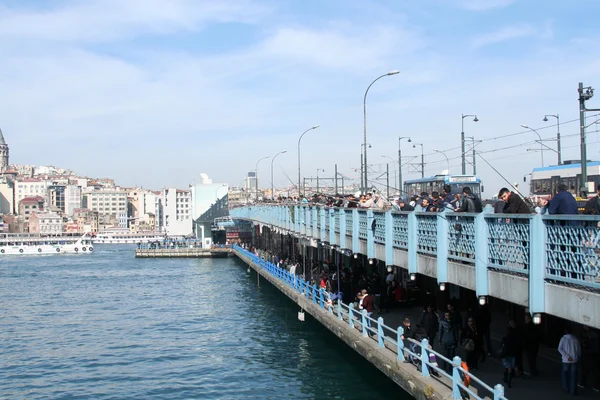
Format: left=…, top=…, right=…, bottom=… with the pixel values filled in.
left=413, top=142, right=424, bottom=178
left=461, top=114, right=479, bottom=174
left=543, top=114, right=561, bottom=165
left=271, top=150, right=287, bottom=200
left=316, top=168, right=325, bottom=194
left=297, top=125, right=320, bottom=197
left=363, top=70, right=400, bottom=194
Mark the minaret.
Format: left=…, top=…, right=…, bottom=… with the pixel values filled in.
left=0, top=128, right=9, bottom=173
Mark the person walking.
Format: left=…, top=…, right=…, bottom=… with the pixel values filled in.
left=522, top=313, right=542, bottom=377
left=558, top=325, right=581, bottom=395
left=361, top=289, right=374, bottom=337
left=500, top=322, right=520, bottom=388
left=438, top=311, right=459, bottom=373
left=419, top=305, right=439, bottom=343
left=461, top=317, right=483, bottom=371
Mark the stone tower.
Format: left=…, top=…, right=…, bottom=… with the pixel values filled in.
left=0, top=128, right=9, bottom=173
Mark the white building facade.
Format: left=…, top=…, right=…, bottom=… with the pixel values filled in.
left=162, top=188, right=192, bottom=236
left=14, top=178, right=52, bottom=207
left=82, top=189, right=128, bottom=219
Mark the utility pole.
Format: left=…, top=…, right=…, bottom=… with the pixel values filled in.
left=578, top=82, right=600, bottom=194
left=386, top=163, right=390, bottom=200
left=472, top=138, right=477, bottom=175
left=360, top=153, right=364, bottom=193
left=334, top=164, right=338, bottom=194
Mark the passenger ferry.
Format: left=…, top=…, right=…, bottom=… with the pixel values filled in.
left=92, top=229, right=166, bottom=245
left=0, top=232, right=93, bottom=255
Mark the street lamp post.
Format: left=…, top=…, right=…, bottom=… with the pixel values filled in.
left=433, top=149, right=450, bottom=172
left=521, top=125, right=544, bottom=166
left=215, top=184, right=227, bottom=201
left=361, top=143, right=371, bottom=192
left=382, top=155, right=395, bottom=198
left=465, top=136, right=481, bottom=175
left=363, top=70, right=400, bottom=194
left=413, top=143, right=424, bottom=178
left=271, top=150, right=287, bottom=200
left=297, top=125, right=320, bottom=198
left=543, top=114, right=561, bottom=165
left=398, top=136, right=411, bottom=193
left=255, top=156, right=270, bottom=200
left=461, top=114, right=479, bottom=174
left=316, top=168, right=325, bottom=194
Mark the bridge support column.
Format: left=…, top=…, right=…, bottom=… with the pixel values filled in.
left=384, top=211, right=393, bottom=266
left=352, top=209, right=360, bottom=255
left=407, top=213, right=418, bottom=276
left=529, top=214, right=546, bottom=315
left=436, top=211, right=449, bottom=285
left=294, top=206, right=300, bottom=234
left=339, top=209, right=346, bottom=250
left=475, top=208, right=491, bottom=298
left=318, top=207, right=325, bottom=242
left=329, top=208, right=336, bottom=246
left=367, top=209, right=375, bottom=260
left=312, top=207, right=318, bottom=238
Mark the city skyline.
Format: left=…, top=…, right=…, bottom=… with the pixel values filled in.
left=2, top=0, right=600, bottom=194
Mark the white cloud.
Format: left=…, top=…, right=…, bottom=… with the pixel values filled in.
left=0, top=0, right=267, bottom=42
left=471, top=24, right=535, bottom=48
left=457, top=0, right=516, bottom=11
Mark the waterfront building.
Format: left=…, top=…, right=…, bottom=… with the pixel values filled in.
left=82, top=189, right=128, bottom=220
left=74, top=208, right=99, bottom=233
left=14, top=178, right=52, bottom=207
left=128, top=189, right=160, bottom=232
left=162, top=188, right=192, bottom=236
left=17, top=196, right=45, bottom=231
left=48, top=184, right=82, bottom=217
left=0, top=176, right=14, bottom=214
left=29, top=211, right=63, bottom=234
left=0, top=128, right=9, bottom=173
left=2, top=214, right=25, bottom=233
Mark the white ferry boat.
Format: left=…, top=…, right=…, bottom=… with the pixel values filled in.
left=92, top=229, right=166, bottom=245
left=0, top=232, right=93, bottom=255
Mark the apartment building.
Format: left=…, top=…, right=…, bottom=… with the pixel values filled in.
left=82, top=189, right=128, bottom=220
left=29, top=211, right=63, bottom=234
left=162, top=188, right=192, bottom=236
left=48, top=185, right=82, bottom=217
left=14, top=178, right=51, bottom=206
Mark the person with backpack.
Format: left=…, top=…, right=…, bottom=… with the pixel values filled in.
left=457, top=187, right=482, bottom=213
left=584, top=186, right=600, bottom=215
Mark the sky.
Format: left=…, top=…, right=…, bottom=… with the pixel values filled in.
left=2, top=0, right=600, bottom=196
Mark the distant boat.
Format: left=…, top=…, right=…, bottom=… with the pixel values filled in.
left=92, top=229, right=165, bottom=245
left=0, top=232, right=93, bottom=255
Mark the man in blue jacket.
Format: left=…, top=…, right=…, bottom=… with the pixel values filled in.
left=548, top=183, right=578, bottom=215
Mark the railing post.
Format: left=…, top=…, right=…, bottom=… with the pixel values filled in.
left=349, top=306, right=354, bottom=329
left=361, top=309, right=368, bottom=337
left=312, top=284, right=317, bottom=303
left=475, top=206, right=492, bottom=298
left=397, top=326, right=405, bottom=362
left=385, top=210, right=393, bottom=266
left=338, top=301, right=343, bottom=320
left=493, top=384, right=505, bottom=400
left=436, top=210, right=449, bottom=285
left=294, top=274, right=298, bottom=291
left=377, top=317, right=384, bottom=347
left=452, top=356, right=462, bottom=400
left=529, top=214, right=546, bottom=316
left=420, top=338, right=430, bottom=377
left=352, top=209, right=360, bottom=255
left=367, top=209, right=375, bottom=260
left=319, top=289, right=325, bottom=308
left=407, top=213, right=418, bottom=276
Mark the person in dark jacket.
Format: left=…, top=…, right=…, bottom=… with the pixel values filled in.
left=438, top=312, right=459, bottom=373
left=419, top=305, right=439, bottom=343
left=500, top=323, right=520, bottom=388
left=522, top=313, right=542, bottom=376
left=547, top=183, right=578, bottom=215
left=461, top=317, right=483, bottom=370
left=498, top=188, right=531, bottom=214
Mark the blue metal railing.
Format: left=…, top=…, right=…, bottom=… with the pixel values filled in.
left=234, top=244, right=506, bottom=400
left=229, top=205, right=600, bottom=291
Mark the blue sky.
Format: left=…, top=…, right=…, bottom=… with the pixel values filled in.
left=2, top=0, right=600, bottom=195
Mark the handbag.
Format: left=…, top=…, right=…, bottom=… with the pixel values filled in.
left=462, top=338, right=475, bottom=352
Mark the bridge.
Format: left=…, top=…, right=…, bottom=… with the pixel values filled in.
left=230, top=204, right=600, bottom=329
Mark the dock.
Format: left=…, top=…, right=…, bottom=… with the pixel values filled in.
left=134, top=243, right=233, bottom=258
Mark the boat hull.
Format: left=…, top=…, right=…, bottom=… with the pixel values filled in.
left=0, top=244, right=93, bottom=255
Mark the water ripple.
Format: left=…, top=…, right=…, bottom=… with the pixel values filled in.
left=0, top=246, right=407, bottom=399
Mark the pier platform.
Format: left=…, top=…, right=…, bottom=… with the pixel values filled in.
left=134, top=248, right=232, bottom=258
